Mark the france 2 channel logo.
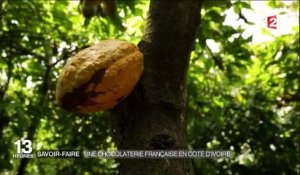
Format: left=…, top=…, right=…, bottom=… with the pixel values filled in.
left=267, top=15, right=277, bottom=29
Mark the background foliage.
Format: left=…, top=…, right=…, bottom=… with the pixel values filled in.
left=0, top=0, right=299, bottom=174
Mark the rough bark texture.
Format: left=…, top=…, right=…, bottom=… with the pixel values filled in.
left=111, top=1, right=202, bottom=174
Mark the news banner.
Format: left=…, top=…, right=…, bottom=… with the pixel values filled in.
left=13, top=139, right=231, bottom=159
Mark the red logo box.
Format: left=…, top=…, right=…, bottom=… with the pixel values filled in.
left=267, top=15, right=277, bottom=29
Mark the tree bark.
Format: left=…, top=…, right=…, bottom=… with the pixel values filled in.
left=111, top=0, right=202, bottom=174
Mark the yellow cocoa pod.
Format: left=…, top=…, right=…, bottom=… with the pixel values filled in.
left=56, top=39, right=144, bottom=113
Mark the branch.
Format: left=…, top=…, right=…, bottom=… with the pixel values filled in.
left=206, top=44, right=224, bottom=70
left=276, top=94, right=300, bottom=107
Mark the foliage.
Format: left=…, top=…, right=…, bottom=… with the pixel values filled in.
left=0, top=0, right=299, bottom=174
left=188, top=0, right=299, bottom=174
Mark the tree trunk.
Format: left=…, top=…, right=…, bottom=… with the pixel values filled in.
left=111, top=0, right=202, bottom=174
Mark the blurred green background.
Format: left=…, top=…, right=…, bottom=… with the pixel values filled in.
left=0, top=0, right=299, bottom=174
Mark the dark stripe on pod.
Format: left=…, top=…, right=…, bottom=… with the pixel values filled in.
left=60, top=68, right=106, bottom=112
